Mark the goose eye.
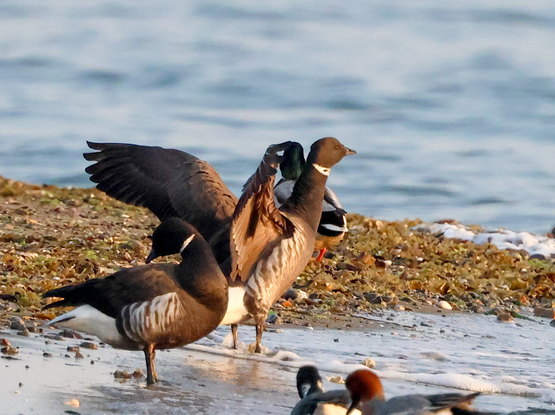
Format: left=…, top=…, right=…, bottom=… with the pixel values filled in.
left=335, top=145, right=340, bottom=150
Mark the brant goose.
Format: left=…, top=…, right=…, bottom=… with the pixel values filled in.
left=84, top=142, right=237, bottom=276
left=274, top=142, right=349, bottom=262
left=43, top=218, right=228, bottom=385
left=345, top=369, right=483, bottom=415
left=231, top=137, right=355, bottom=352
left=291, top=365, right=361, bottom=415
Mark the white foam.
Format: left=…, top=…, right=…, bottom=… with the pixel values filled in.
left=414, top=222, right=555, bottom=258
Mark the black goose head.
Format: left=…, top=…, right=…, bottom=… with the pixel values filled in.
left=146, top=218, right=200, bottom=263
left=307, top=137, right=356, bottom=169
left=280, top=142, right=306, bottom=181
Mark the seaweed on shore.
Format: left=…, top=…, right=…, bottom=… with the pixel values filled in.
left=1, top=175, right=554, bottom=321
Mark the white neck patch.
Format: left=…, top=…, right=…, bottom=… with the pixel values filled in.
left=179, top=234, right=196, bottom=254
left=312, top=163, right=330, bottom=176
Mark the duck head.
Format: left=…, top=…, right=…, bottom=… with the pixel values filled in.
left=307, top=137, right=356, bottom=171
left=345, top=369, right=385, bottom=414
left=146, top=217, right=199, bottom=263
left=280, top=142, right=306, bottom=181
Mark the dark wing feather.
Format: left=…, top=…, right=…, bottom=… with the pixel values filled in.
left=84, top=142, right=238, bottom=266
left=230, top=142, right=294, bottom=281
left=43, top=265, right=180, bottom=318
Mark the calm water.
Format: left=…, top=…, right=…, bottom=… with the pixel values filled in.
left=1, top=0, right=555, bottom=233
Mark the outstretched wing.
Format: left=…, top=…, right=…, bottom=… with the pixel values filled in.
left=230, top=142, right=294, bottom=282
left=84, top=142, right=237, bottom=266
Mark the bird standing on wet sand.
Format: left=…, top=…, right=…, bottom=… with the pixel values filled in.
left=230, top=137, right=355, bottom=353
left=43, top=218, right=228, bottom=385
left=291, top=365, right=361, bottom=415
left=345, top=369, right=485, bottom=415
left=274, top=142, right=349, bottom=262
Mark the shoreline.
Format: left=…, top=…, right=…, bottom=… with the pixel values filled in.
left=1, top=174, right=555, bottom=331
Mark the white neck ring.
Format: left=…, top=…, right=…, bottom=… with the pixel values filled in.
left=312, top=163, right=330, bottom=176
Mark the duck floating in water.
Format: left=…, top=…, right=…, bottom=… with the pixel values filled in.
left=43, top=218, right=228, bottom=385
left=345, top=369, right=485, bottom=415
left=274, top=142, right=349, bottom=262
left=291, top=365, right=361, bottom=415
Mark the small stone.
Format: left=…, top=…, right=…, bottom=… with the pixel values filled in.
left=549, top=320, right=555, bottom=327
left=470, top=305, right=484, bottom=313
left=67, top=346, right=79, bottom=353
left=75, top=352, right=84, bottom=359
left=394, top=305, right=405, bottom=311
left=43, top=352, right=52, bottom=357
left=437, top=301, right=452, bottom=310
left=327, top=375, right=345, bottom=384
left=10, top=317, right=26, bottom=331
left=266, top=313, right=279, bottom=324
left=282, top=289, right=297, bottom=301
left=80, top=342, right=98, bottom=349
left=60, top=330, right=83, bottom=339
left=533, top=308, right=555, bottom=319
left=114, top=370, right=132, bottom=379
left=1, top=345, right=18, bottom=355
left=44, top=334, right=65, bottom=341
left=132, top=369, right=143, bottom=378
left=64, top=398, right=80, bottom=408
left=1, top=339, right=11, bottom=346
left=497, top=313, right=514, bottom=323
left=362, top=358, right=376, bottom=368
left=27, top=327, right=42, bottom=333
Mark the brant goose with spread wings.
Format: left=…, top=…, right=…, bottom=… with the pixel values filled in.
left=291, top=365, right=361, bottom=415
left=43, top=218, right=228, bottom=385
left=345, top=369, right=484, bottom=415
left=84, top=142, right=237, bottom=276
left=230, top=137, right=355, bottom=352
left=274, top=142, right=349, bottom=262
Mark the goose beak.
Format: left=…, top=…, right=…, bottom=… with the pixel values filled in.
left=145, top=248, right=158, bottom=264
left=344, top=146, right=356, bottom=156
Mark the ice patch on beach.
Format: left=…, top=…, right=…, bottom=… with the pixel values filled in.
left=414, top=222, right=555, bottom=258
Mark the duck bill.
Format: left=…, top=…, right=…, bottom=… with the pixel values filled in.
left=145, top=248, right=158, bottom=264
left=344, top=146, right=356, bottom=156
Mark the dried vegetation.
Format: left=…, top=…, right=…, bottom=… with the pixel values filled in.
left=1, top=175, right=555, bottom=322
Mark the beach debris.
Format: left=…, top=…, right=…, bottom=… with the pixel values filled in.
left=327, top=375, right=345, bottom=384
left=533, top=308, right=555, bottom=319
left=282, top=289, right=297, bottom=300
left=437, top=301, right=452, bottom=310
left=362, top=357, right=376, bottom=368
left=64, top=398, right=80, bottom=408
left=80, top=341, right=98, bottom=350
left=10, top=317, right=26, bottom=331
left=497, top=313, right=514, bottom=323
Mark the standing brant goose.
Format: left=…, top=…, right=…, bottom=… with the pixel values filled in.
left=345, top=369, right=484, bottom=415
left=230, top=137, right=355, bottom=352
left=274, top=142, right=349, bottom=262
left=291, top=365, right=361, bottom=415
left=43, top=218, right=228, bottom=385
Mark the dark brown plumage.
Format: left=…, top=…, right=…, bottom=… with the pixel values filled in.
left=43, top=218, right=228, bottom=385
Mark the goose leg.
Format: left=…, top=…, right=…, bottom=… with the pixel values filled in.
left=231, top=323, right=239, bottom=349
left=144, top=344, right=157, bottom=385
left=254, top=317, right=264, bottom=353
left=316, top=247, right=327, bottom=262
